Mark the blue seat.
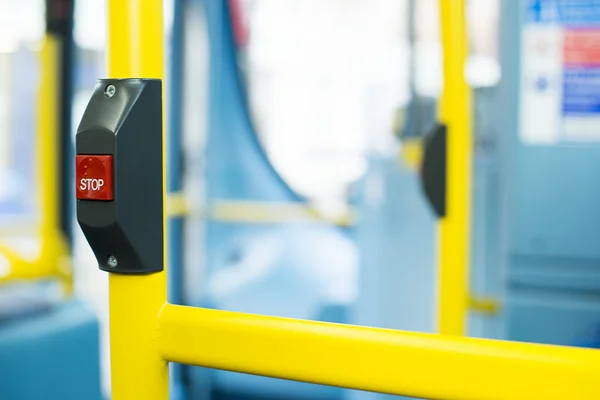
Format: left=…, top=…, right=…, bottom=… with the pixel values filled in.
left=0, top=295, right=102, bottom=400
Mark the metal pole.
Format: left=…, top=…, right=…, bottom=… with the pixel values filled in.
left=45, top=0, right=75, bottom=248
left=106, top=1, right=169, bottom=398
left=437, top=0, right=472, bottom=335
left=37, top=0, right=72, bottom=292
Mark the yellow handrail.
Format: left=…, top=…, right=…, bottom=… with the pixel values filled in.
left=166, top=193, right=356, bottom=226
left=158, top=305, right=600, bottom=399
left=0, top=34, right=71, bottom=293
left=437, top=0, right=472, bottom=335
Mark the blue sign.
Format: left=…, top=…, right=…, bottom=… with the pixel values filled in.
left=563, top=69, right=600, bottom=114
left=527, top=0, right=600, bottom=26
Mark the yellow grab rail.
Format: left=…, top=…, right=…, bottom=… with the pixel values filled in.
left=37, top=34, right=72, bottom=293
left=0, top=33, right=71, bottom=293
left=436, top=0, right=472, bottom=335
left=158, top=305, right=600, bottom=399
left=102, top=1, right=600, bottom=399
left=166, top=193, right=356, bottom=226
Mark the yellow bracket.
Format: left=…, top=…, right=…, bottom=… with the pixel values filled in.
left=399, top=137, right=424, bottom=171
left=468, top=295, right=501, bottom=315
left=166, top=192, right=189, bottom=217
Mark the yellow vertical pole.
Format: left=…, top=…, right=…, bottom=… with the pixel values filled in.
left=106, top=1, right=168, bottom=399
left=436, top=0, right=472, bottom=335
left=37, top=36, right=59, bottom=240
left=37, top=32, right=72, bottom=293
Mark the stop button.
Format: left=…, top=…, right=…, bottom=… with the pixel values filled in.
left=76, top=155, right=114, bottom=201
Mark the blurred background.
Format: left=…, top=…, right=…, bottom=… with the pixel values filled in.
left=1, top=0, right=600, bottom=399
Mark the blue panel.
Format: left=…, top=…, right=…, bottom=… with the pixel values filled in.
left=510, top=146, right=600, bottom=260
left=498, top=0, right=600, bottom=351
left=509, top=254, right=600, bottom=292
left=507, top=292, right=600, bottom=346
left=510, top=0, right=600, bottom=261
left=0, top=300, right=102, bottom=400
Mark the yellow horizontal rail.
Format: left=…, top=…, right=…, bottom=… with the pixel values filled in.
left=158, top=304, right=600, bottom=399
left=0, top=238, right=71, bottom=290
left=0, top=244, right=52, bottom=281
left=166, top=194, right=356, bottom=226
left=210, top=200, right=356, bottom=226
left=0, top=224, right=37, bottom=237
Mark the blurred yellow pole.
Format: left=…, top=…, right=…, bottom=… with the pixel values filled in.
left=436, top=0, right=472, bottom=335
left=106, top=0, right=168, bottom=399
left=37, top=36, right=59, bottom=237
left=33, top=33, right=72, bottom=293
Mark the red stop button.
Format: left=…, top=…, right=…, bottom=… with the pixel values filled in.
left=76, top=155, right=114, bottom=201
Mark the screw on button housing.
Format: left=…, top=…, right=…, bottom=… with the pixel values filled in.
left=105, top=84, right=116, bottom=97
left=107, top=255, right=118, bottom=268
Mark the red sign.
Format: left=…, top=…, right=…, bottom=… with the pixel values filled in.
left=564, top=29, right=600, bottom=66
left=76, top=155, right=114, bottom=201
